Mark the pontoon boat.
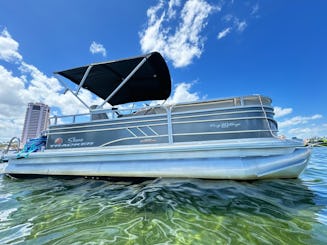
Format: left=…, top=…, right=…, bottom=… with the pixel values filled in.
left=2, top=52, right=311, bottom=179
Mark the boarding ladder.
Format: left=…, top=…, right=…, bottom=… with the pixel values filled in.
left=0, top=137, right=20, bottom=162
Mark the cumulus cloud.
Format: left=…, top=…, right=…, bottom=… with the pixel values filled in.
left=150, top=82, right=201, bottom=106
left=278, top=114, right=323, bottom=129
left=0, top=61, right=103, bottom=140
left=0, top=28, right=103, bottom=141
left=278, top=123, right=327, bottom=139
left=140, top=0, right=218, bottom=68
left=274, top=106, right=293, bottom=118
left=168, top=82, right=200, bottom=104
left=287, top=126, right=327, bottom=139
left=0, top=28, right=23, bottom=63
left=0, top=66, right=26, bottom=116
left=89, top=41, right=107, bottom=57
left=274, top=106, right=326, bottom=138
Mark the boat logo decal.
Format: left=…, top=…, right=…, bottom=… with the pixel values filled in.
left=209, top=122, right=241, bottom=129
left=50, top=136, right=95, bottom=148
left=54, top=137, right=63, bottom=145
left=67, top=137, right=84, bottom=143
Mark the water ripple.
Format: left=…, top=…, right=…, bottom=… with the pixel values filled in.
left=0, top=148, right=327, bottom=244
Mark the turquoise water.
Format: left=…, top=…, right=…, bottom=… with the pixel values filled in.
left=0, top=148, right=326, bottom=244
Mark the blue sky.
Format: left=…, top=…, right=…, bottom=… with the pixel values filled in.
left=0, top=0, right=326, bottom=141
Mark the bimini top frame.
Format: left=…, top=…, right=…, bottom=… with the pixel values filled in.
left=54, top=52, right=172, bottom=110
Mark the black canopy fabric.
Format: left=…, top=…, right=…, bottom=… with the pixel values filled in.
left=55, top=52, right=171, bottom=106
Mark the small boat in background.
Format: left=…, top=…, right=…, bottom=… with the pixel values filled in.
left=2, top=52, right=311, bottom=179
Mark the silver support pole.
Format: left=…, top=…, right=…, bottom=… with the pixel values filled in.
left=75, top=65, right=93, bottom=95
left=166, top=107, right=173, bottom=144
left=98, top=57, right=148, bottom=108
left=240, top=96, right=244, bottom=106
left=55, top=75, right=90, bottom=110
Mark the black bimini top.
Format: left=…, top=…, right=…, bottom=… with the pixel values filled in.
left=55, top=52, right=171, bottom=106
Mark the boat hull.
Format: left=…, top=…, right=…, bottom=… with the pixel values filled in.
left=3, top=138, right=311, bottom=180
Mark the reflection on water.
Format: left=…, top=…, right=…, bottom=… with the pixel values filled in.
left=0, top=148, right=326, bottom=244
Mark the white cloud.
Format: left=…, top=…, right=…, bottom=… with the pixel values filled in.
left=285, top=124, right=327, bottom=139
left=141, top=0, right=257, bottom=63
left=223, top=14, right=233, bottom=22
left=235, top=20, right=247, bottom=32
left=218, top=15, right=247, bottom=40
left=274, top=106, right=326, bottom=138
left=150, top=82, right=200, bottom=106
left=0, top=28, right=23, bottom=63
left=251, top=3, right=259, bottom=16
left=0, top=113, right=24, bottom=142
left=140, top=0, right=218, bottom=68
left=0, top=65, right=32, bottom=140
left=167, top=82, right=200, bottom=104
left=274, top=106, right=293, bottom=118
left=0, top=62, right=103, bottom=141
left=0, top=28, right=103, bottom=141
left=89, top=41, right=107, bottom=57
left=0, top=66, right=26, bottom=108
left=217, top=27, right=231, bottom=39
left=278, top=114, right=323, bottom=129
left=168, top=0, right=181, bottom=19
left=0, top=66, right=27, bottom=138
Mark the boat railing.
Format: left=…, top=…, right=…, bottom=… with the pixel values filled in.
left=48, top=95, right=273, bottom=126
left=48, top=105, right=167, bottom=126
left=46, top=95, right=279, bottom=147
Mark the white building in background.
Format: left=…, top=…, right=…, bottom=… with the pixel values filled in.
left=21, top=103, right=50, bottom=145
